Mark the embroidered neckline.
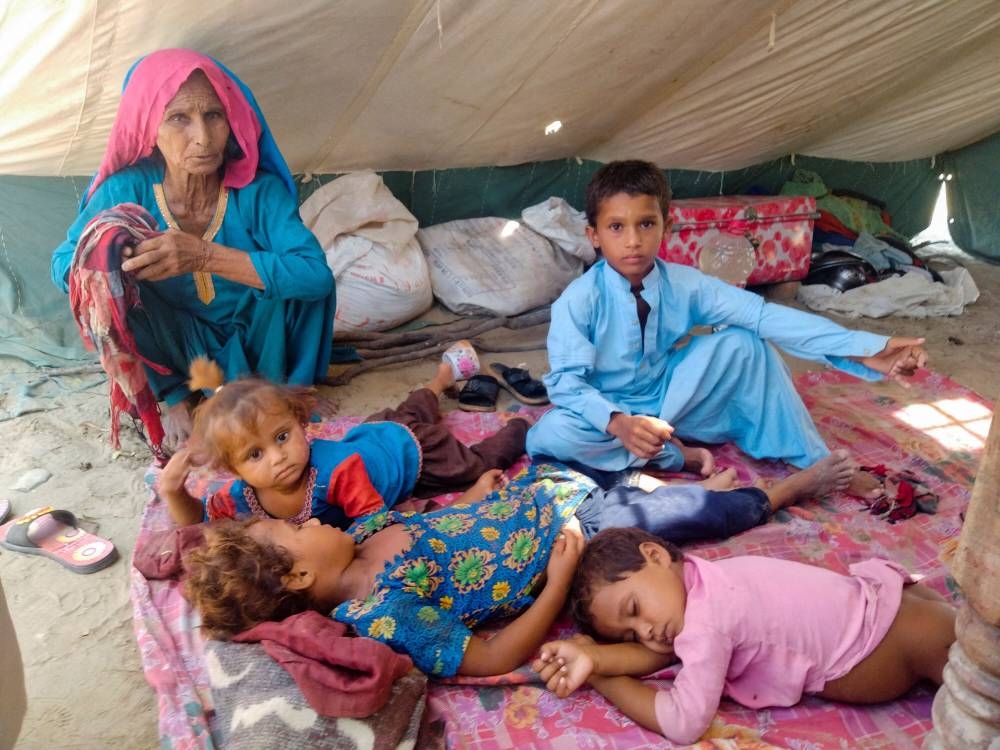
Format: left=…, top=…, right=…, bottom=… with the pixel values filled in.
left=152, top=182, right=228, bottom=304
left=244, top=466, right=318, bottom=525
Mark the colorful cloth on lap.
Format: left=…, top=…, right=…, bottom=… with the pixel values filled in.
left=204, top=424, right=421, bottom=527
left=333, top=462, right=594, bottom=677
left=69, top=203, right=169, bottom=460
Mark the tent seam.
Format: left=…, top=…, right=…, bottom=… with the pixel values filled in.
left=306, top=0, right=438, bottom=172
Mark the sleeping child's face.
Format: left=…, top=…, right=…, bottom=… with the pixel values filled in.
left=249, top=517, right=355, bottom=606
left=587, top=541, right=686, bottom=654
left=586, top=192, right=672, bottom=288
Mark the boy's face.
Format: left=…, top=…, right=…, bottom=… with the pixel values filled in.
left=250, top=517, right=355, bottom=601
left=587, top=541, right=686, bottom=654
left=228, top=408, right=310, bottom=493
left=586, top=192, right=672, bottom=287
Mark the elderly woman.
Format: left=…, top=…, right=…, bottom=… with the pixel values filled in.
left=51, top=49, right=334, bottom=449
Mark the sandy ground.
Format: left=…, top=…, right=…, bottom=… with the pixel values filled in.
left=1, top=253, right=996, bottom=749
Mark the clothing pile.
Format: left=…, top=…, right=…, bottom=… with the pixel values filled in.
left=782, top=170, right=979, bottom=318
left=857, top=465, right=938, bottom=523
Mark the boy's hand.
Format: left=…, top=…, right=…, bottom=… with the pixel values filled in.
left=533, top=636, right=598, bottom=697
left=857, top=337, right=928, bottom=388
left=545, top=521, right=584, bottom=592
left=607, top=413, right=674, bottom=459
left=158, top=448, right=193, bottom=496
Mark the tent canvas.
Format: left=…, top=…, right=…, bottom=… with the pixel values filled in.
left=4, top=0, right=1000, bottom=174
left=2, top=0, right=999, bottom=366
left=1, top=3, right=998, bottom=748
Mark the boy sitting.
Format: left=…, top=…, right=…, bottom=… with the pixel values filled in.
left=526, top=159, right=927, bottom=496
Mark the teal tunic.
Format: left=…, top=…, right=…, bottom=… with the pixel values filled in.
left=51, top=159, right=334, bottom=404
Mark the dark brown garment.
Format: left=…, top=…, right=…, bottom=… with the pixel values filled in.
left=365, top=388, right=529, bottom=498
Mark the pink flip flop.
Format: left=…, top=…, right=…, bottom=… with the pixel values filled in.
left=0, top=498, right=10, bottom=525
left=0, top=506, right=118, bottom=574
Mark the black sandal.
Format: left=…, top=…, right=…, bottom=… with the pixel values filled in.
left=458, top=375, right=500, bottom=412
left=488, top=363, right=549, bottom=405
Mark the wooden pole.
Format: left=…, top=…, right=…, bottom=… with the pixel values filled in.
left=924, top=395, right=1000, bottom=748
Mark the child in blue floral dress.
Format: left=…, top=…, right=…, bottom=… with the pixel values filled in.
left=185, top=463, right=591, bottom=677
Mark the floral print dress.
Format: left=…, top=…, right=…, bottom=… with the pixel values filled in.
left=332, top=463, right=595, bottom=677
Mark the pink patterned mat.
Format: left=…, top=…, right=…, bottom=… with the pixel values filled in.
left=130, top=371, right=990, bottom=749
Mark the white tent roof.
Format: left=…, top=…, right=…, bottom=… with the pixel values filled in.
left=3, top=0, right=1000, bottom=176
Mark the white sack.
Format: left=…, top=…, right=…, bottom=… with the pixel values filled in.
left=521, top=197, right=595, bottom=264
left=418, top=217, right=584, bottom=316
left=300, top=171, right=432, bottom=333
left=796, top=267, right=979, bottom=318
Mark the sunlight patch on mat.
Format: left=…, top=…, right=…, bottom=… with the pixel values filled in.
left=893, top=398, right=991, bottom=451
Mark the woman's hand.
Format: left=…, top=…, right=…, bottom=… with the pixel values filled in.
left=546, top=519, right=585, bottom=593
left=122, top=230, right=211, bottom=282
left=856, top=337, right=928, bottom=387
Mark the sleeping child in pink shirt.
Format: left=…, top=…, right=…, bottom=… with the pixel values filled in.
left=533, top=527, right=956, bottom=745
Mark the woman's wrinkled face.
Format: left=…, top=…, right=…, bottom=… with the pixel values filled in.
left=156, top=71, right=231, bottom=178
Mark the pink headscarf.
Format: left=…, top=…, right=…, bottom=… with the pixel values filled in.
left=87, top=49, right=262, bottom=201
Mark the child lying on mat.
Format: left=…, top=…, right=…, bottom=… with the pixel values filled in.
left=526, top=159, right=928, bottom=499
left=186, top=464, right=586, bottom=677
left=184, top=457, right=856, bottom=677
left=533, top=527, right=956, bottom=745
left=159, top=359, right=528, bottom=529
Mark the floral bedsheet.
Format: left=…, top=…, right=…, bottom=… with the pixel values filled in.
left=131, top=371, right=989, bottom=749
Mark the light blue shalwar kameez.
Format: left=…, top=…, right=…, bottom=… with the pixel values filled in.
left=526, top=259, right=889, bottom=471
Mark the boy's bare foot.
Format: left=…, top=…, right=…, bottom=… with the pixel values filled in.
left=761, top=450, right=854, bottom=511
left=426, top=361, right=457, bottom=397
left=845, top=468, right=884, bottom=500
left=699, top=467, right=738, bottom=491
left=629, top=467, right=735, bottom=492
left=674, top=440, right=714, bottom=477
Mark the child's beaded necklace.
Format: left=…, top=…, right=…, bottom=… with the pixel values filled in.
left=242, top=466, right=318, bottom=525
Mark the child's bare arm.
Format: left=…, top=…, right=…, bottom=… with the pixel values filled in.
left=158, top=449, right=203, bottom=526
left=455, top=469, right=505, bottom=505
left=588, top=675, right=662, bottom=734
left=534, top=636, right=674, bottom=696
left=458, top=525, right=584, bottom=676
